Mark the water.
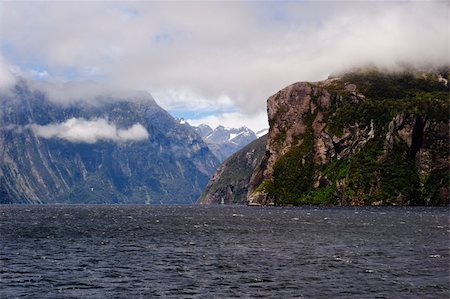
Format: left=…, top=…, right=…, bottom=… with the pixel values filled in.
left=0, top=205, right=448, bottom=298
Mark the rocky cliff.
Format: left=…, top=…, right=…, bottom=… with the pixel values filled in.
left=247, top=68, right=449, bottom=206
left=198, top=134, right=267, bottom=204
left=0, top=81, right=219, bottom=204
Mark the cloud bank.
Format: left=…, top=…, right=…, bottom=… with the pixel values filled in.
left=0, top=54, right=15, bottom=90
left=27, top=80, right=154, bottom=106
left=187, top=111, right=268, bottom=133
left=1, top=1, right=448, bottom=131
left=28, top=118, right=149, bottom=144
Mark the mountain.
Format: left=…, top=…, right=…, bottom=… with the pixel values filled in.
left=194, top=125, right=257, bottom=162
left=0, top=80, right=219, bottom=204
left=200, top=68, right=449, bottom=206
left=193, top=123, right=213, bottom=137
left=198, top=134, right=267, bottom=204
left=247, top=68, right=449, bottom=206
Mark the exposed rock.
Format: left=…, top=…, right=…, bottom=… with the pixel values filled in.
left=247, top=68, right=449, bottom=206
left=198, top=135, right=267, bottom=204
left=194, top=124, right=257, bottom=162
left=0, top=81, right=219, bottom=204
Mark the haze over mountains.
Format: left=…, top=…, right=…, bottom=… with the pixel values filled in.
left=0, top=80, right=219, bottom=204
left=0, top=77, right=266, bottom=204
left=1, top=1, right=447, bottom=146
left=193, top=124, right=257, bottom=162
left=0, top=1, right=447, bottom=206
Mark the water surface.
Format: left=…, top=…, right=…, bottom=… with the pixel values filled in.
left=1, top=205, right=448, bottom=298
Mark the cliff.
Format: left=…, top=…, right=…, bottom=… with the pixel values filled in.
left=198, top=135, right=267, bottom=204
left=0, top=81, right=219, bottom=204
left=247, top=68, right=449, bottom=206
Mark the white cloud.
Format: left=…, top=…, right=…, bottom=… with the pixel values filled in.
left=1, top=1, right=448, bottom=129
left=27, top=80, right=153, bottom=105
left=116, top=123, right=149, bottom=142
left=28, top=118, right=149, bottom=143
left=0, top=54, right=15, bottom=90
left=187, top=111, right=268, bottom=133
left=153, top=88, right=234, bottom=112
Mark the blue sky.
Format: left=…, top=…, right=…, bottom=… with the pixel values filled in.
left=0, top=1, right=448, bottom=131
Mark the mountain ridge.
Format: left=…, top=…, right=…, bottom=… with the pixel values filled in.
left=198, top=134, right=267, bottom=204
left=0, top=80, right=219, bottom=204
left=193, top=124, right=257, bottom=162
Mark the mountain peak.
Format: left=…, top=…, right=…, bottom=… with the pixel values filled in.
left=193, top=124, right=257, bottom=162
left=0, top=83, right=219, bottom=204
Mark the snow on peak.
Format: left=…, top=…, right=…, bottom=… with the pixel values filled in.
left=175, top=118, right=187, bottom=125
left=228, top=133, right=237, bottom=141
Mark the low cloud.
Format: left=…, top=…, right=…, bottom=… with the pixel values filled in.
left=187, top=111, right=268, bottom=133
left=0, top=54, right=15, bottom=90
left=1, top=1, right=448, bottom=128
left=153, top=88, right=234, bottom=112
left=27, top=81, right=153, bottom=106
left=28, top=118, right=149, bottom=143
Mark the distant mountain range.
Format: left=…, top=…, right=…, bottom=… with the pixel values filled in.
left=192, top=124, right=258, bottom=162
left=0, top=80, right=219, bottom=204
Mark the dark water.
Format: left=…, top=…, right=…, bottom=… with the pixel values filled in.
left=0, top=205, right=448, bottom=298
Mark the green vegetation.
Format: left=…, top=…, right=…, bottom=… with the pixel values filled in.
left=258, top=69, right=449, bottom=206
left=425, top=169, right=450, bottom=205
left=199, top=136, right=267, bottom=204
left=328, top=91, right=448, bottom=136
left=341, top=70, right=448, bottom=100
left=268, top=142, right=315, bottom=205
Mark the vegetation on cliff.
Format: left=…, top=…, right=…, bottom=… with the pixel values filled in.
left=249, top=68, right=449, bottom=206
left=198, top=135, right=267, bottom=204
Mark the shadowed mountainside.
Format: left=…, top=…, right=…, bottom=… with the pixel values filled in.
left=0, top=81, right=219, bottom=204
left=198, top=134, right=267, bottom=204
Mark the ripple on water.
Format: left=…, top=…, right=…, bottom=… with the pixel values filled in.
left=0, top=205, right=448, bottom=298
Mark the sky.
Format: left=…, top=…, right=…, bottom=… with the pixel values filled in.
left=0, top=1, right=448, bottom=132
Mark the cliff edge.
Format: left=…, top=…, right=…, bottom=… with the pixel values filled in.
left=247, top=68, right=449, bottom=206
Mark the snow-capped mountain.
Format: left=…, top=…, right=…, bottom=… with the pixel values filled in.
left=194, top=125, right=257, bottom=162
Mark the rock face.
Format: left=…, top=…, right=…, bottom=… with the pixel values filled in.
left=247, top=68, right=449, bottom=206
left=194, top=124, right=257, bottom=162
left=0, top=81, right=219, bottom=204
left=198, top=135, right=267, bottom=204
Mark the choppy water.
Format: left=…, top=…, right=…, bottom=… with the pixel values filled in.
left=0, top=205, right=449, bottom=298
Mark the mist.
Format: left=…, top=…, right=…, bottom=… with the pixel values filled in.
left=27, top=80, right=154, bottom=106
left=27, top=118, right=149, bottom=144
left=1, top=1, right=448, bottom=130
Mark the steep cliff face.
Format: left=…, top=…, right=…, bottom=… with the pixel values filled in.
left=0, top=81, right=219, bottom=204
left=198, top=135, right=267, bottom=204
left=248, top=69, right=449, bottom=206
